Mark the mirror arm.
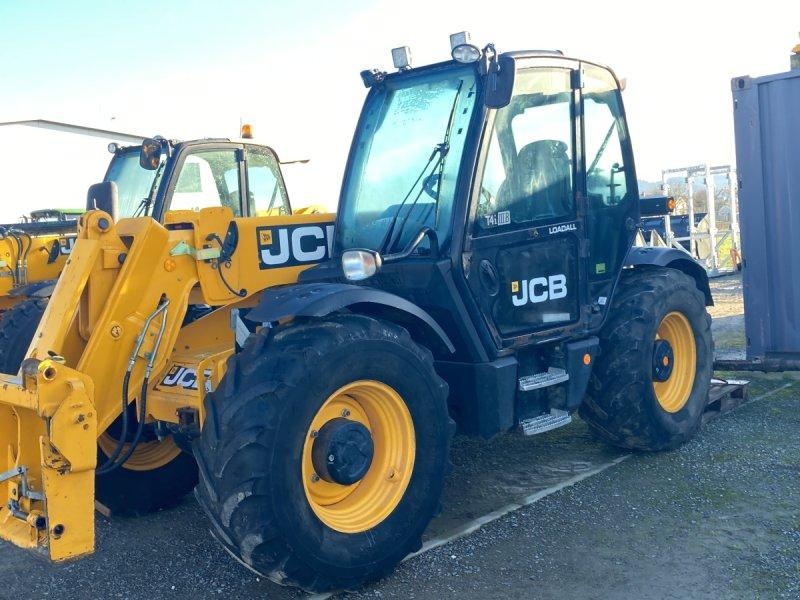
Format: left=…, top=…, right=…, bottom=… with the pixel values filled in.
left=383, top=227, right=439, bottom=263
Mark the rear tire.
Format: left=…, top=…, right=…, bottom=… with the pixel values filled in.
left=579, top=268, right=713, bottom=451
left=194, top=314, right=452, bottom=593
left=0, top=296, right=197, bottom=515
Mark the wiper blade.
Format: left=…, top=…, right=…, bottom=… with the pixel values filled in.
left=377, top=143, right=447, bottom=255
left=588, top=120, right=617, bottom=175
left=133, top=198, right=151, bottom=217
left=381, top=81, right=465, bottom=255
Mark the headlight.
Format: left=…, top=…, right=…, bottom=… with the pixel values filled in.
left=342, top=249, right=382, bottom=281
left=452, top=44, right=481, bottom=63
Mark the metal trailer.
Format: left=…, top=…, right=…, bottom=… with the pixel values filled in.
left=659, top=163, right=741, bottom=276
left=731, top=66, right=800, bottom=366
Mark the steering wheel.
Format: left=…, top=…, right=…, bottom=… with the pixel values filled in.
left=226, top=189, right=241, bottom=205
left=422, top=173, right=440, bottom=199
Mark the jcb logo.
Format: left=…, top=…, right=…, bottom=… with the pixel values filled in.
left=60, top=237, right=76, bottom=255
left=160, top=365, right=212, bottom=392
left=257, top=224, right=335, bottom=269
left=511, top=275, right=567, bottom=306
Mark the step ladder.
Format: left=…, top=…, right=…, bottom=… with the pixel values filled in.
left=518, top=367, right=570, bottom=391
left=519, top=409, right=572, bottom=436
left=517, top=367, right=572, bottom=436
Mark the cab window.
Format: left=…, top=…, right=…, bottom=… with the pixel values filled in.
left=246, top=147, right=289, bottom=216
left=170, top=149, right=242, bottom=216
left=584, top=70, right=628, bottom=207
left=582, top=64, right=635, bottom=282
left=476, top=68, right=574, bottom=233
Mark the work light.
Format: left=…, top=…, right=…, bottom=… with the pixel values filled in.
left=391, top=46, right=413, bottom=71
left=450, top=31, right=481, bottom=63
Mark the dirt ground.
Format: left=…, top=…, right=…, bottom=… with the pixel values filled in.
left=2, top=273, right=797, bottom=599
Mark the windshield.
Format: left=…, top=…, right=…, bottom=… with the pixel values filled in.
left=104, top=148, right=162, bottom=217
left=338, top=66, right=478, bottom=253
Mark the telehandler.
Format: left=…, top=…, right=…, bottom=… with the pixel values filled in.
left=0, top=34, right=712, bottom=593
left=0, top=134, right=307, bottom=403
left=0, top=133, right=307, bottom=314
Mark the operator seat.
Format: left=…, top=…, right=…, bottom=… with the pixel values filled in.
left=496, top=140, right=571, bottom=223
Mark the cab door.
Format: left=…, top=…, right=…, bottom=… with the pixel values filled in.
left=464, top=64, right=588, bottom=347
left=580, top=63, right=639, bottom=329
left=160, top=143, right=246, bottom=218
left=242, top=144, right=292, bottom=217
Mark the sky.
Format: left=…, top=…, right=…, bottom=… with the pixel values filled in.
left=0, top=0, right=798, bottom=213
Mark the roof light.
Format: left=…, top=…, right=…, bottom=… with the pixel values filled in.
left=241, top=123, right=253, bottom=139
left=450, top=31, right=481, bottom=64
left=360, top=68, right=386, bottom=88
left=391, top=46, right=412, bottom=71
left=107, top=142, right=118, bottom=154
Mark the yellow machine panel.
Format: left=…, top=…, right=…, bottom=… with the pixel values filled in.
left=0, top=232, right=74, bottom=311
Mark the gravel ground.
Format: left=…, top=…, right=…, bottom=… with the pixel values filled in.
left=709, top=273, right=745, bottom=360
left=2, top=377, right=795, bottom=599
left=344, top=376, right=800, bottom=599
left=0, top=418, right=625, bottom=600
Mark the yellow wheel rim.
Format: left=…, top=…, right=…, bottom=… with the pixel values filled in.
left=302, top=380, right=415, bottom=533
left=653, top=311, right=696, bottom=413
left=98, top=433, right=182, bottom=472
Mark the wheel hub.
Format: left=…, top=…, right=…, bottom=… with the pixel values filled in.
left=652, top=339, right=675, bottom=382
left=312, top=418, right=374, bottom=485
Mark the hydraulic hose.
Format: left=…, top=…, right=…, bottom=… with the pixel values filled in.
left=97, top=299, right=170, bottom=475
left=95, top=370, right=131, bottom=474
left=105, top=376, right=150, bottom=471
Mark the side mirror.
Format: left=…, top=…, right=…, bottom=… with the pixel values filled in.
left=484, top=54, right=516, bottom=109
left=342, top=249, right=382, bottom=281
left=140, top=138, right=163, bottom=170
left=86, top=181, right=119, bottom=221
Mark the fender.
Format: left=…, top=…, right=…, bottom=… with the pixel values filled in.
left=247, top=282, right=455, bottom=354
left=626, top=247, right=713, bottom=306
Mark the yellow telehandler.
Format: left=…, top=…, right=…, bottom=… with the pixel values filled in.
left=0, top=133, right=313, bottom=314
left=0, top=134, right=317, bottom=449
left=0, top=35, right=714, bottom=593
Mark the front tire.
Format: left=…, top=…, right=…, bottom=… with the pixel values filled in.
left=0, top=297, right=48, bottom=373
left=194, top=314, right=452, bottom=593
left=579, top=268, right=713, bottom=451
left=96, top=429, right=198, bottom=516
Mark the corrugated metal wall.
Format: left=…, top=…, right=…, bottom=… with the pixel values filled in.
left=732, top=69, right=800, bottom=361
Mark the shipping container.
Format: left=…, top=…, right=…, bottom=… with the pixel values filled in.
left=731, top=67, right=800, bottom=363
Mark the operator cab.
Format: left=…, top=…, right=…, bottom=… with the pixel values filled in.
left=326, top=36, right=637, bottom=360
left=103, top=138, right=292, bottom=222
